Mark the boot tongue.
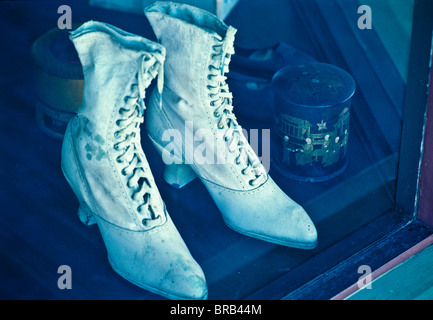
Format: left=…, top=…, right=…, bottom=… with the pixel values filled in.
left=137, top=52, right=165, bottom=114
left=157, top=62, right=164, bottom=94
left=222, top=26, right=236, bottom=55
left=220, top=26, right=236, bottom=74
left=151, top=50, right=165, bottom=94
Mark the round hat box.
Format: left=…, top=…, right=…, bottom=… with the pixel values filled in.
left=271, top=62, right=356, bottom=182
left=31, top=26, right=83, bottom=139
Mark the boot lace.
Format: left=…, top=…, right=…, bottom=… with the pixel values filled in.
left=207, top=26, right=266, bottom=187
left=114, top=53, right=164, bottom=227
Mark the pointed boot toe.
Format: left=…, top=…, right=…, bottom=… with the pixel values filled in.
left=158, top=262, right=208, bottom=300
left=281, top=206, right=318, bottom=249
left=96, top=214, right=207, bottom=300
left=203, top=176, right=318, bottom=249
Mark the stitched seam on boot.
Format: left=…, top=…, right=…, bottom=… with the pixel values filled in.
left=106, top=63, right=144, bottom=229
left=94, top=203, right=170, bottom=233
left=204, top=36, right=244, bottom=189
left=148, top=90, right=185, bottom=164
left=201, top=173, right=270, bottom=195
left=204, top=36, right=251, bottom=190
left=151, top=92, right=251, bottom=190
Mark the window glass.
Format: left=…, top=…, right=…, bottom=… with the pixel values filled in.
left=203, top=0, right=415, bottom=298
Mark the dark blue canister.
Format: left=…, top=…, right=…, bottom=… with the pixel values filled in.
left=271, top=62, right=356, bottom=182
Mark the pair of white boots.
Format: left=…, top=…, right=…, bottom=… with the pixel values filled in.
left=61, top=1, right=317, bottom=300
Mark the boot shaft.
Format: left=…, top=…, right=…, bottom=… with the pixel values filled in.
left=145, top=2, right=267, bottom=191
left=65, top=21, right=167, bottom=229
left=70, top=21, right=165, bottom=135
left=145, top=2, right=232, bottom=104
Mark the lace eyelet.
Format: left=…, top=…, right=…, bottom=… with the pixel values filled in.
left=115, top=120, right=121, bottom=126
left=249, top=180, right=255, bottom=187
left=114, top=144, right=119, bottom=150
left=214, top=110, right=220, bottom=117
left=218, top=122, right=224, bottom=129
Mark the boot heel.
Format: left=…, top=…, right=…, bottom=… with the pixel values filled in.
left=148, top=134, right=198, bottom=188
left=78, top=203, right=96, bottom=226
left=164, top=163, right=197, bottom=189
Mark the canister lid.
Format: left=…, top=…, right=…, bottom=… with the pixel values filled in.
left=31, top=26, right=83, bottom=79
left=271, top=62, right=355, bottom=108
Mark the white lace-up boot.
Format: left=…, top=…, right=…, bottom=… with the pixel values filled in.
left=145, top=2, right=318, bottom=249
left=61, top=21, right=207, bottom=299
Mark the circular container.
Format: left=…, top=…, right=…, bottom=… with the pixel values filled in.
left=271, top=62, right=356, bottom=182
left=31, top=26, right=83, bottom=139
